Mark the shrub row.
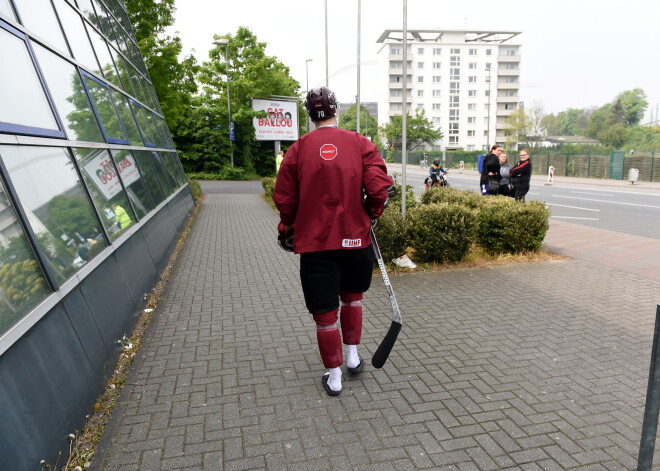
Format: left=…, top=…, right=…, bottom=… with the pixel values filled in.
left=263, top=178, right=550, bottom=266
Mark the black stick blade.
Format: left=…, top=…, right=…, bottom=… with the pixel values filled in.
left=371, top=321, right=402, bottom=369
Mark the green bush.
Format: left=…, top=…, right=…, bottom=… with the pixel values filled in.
left=262, top=177, right=276, bottom=202
left=188, top=178, right=202, bottom=201
left=388, top=180, right=417, bottom=211
left=406, top=203, right=477, bottom=264
left=420, top=186, right=483, bottom=209
left=373, top=206, right=407, bottom=263
left=476, top=199, right=550, bottom=254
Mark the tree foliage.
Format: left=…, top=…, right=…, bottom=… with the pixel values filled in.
left=380, top=109, right=443, bottom=150
left=180, top=27, right=302, bottom=176
left=124, top=0, right=198, bottom=132
left=504, top=101, right=546, bottom=150
left=338, top=104, right=382, bottom=147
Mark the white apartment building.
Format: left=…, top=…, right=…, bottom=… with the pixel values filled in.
left=376, top=29, right=522, bottom=151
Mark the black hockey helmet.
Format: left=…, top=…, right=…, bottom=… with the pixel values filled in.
left=433, top=158, right=440, bottom=165
left=304, top=86, right=338, bottom=122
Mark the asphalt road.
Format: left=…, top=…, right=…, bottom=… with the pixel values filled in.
left=390, top=165, right=660, bottom=240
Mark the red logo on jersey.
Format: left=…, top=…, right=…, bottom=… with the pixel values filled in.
left=319, top=144, right=338, bottom=161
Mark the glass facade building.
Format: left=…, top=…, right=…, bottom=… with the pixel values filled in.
left=0, top=1, right=194, bottom=468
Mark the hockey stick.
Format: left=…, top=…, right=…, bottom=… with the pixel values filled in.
left=370, top=226, right=402, bottom=369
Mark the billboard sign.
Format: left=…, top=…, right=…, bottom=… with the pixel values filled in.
left=83, top=151, right=140, bottom=200
left=252, top=98, right=298, bottom=141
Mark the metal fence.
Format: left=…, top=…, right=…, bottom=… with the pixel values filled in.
left=382, top=150, right=660, bottom=182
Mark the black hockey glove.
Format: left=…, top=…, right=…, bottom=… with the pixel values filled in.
left=277, top=222, right=294, bottom=252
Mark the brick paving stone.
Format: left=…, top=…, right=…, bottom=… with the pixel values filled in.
left=91, top=182, right=660, bottom=470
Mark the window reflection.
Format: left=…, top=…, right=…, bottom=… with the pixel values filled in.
left=75, top=0, right=100, bottom=29
left=144, top=110, right=163, bottom=147
left=0, top=180, right=51, bottom=336
left=111, top=91, right=143, bottom=146
left=13, top=0, right=69, bottom=54
left=149, top=151, right=174, bottom=196
left=83, top=75, right=127, bottom=143
left=32, top=43, right=104, bottom=142
left=161, top=152, right=187, bottom=188
left=71, top=147, right=134, bottom=240
left=114, top=53, right=136, bottom=99
left=133, top=150, right=166, bottom=206
left=86, top=25, right=121, bottom=88
left=0, top=27, right=59, bottom=132
left=0, top=145, right=108, bottom=285
left=51, top=0, right=100, bottom=74
left=110, top=149, right=153, bottom=219
left=129, top=101, right=155, bottom=145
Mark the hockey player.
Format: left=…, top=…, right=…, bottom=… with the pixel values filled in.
left=273, top=86, right=392, bottom=396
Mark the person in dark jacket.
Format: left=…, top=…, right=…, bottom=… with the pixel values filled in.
left=498, top=151, right=513, bottom=197
left=510, top=148, right=532, bottom=201
left=480, top=144, right=502, bottom=194
left=273, top=86, right=392, bottom=397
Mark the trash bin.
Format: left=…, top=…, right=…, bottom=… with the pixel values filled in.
left=628, top=168, right=640, bottom=184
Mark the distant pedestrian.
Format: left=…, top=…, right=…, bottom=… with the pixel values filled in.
left=498, top=151, right=512, bottom=197
left=276, top=150, right=284, bottom=173
left=510, top=149, right=532, bottom=201
left=273, top=86, right=392, bottom=397
left=480, top=144, right=502, bottom=195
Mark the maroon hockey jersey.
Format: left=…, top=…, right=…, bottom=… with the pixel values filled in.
left=273, top=127, right=391, bottom=254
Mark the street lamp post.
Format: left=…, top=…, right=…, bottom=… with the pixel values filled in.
left=486, top=67, right=492, bottom=150
left=213, top=39, right=233, bottom=168
left=305, top=58, right=312, bottom=132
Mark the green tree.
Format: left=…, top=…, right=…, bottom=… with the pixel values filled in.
left=184, top=27, right=301, bottom=176
left=379, top=109, right=443, bottom=150
left=338, top=104, right=382, bottom=147
left=504, top=102, right=546, bottom=150
left=47, top=195, right=99, bottom=241
left=617, top=88, right=648, bottom=125
left=542, top=108, right=587, bottom=136
left=124, top=0, right=198, bottom=133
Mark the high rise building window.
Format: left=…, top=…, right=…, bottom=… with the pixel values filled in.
left=468, top=90, right=476, bottom=97
left=450, top=82, right=460, bottom=94
left=469, top=62, right=477, bottom=69
left=449, top=123, right=459, bottom=134
left=417, top=90, right=424, bottom=97
left=467, top=117, right=475, bottom=124
left=450, top=96, right=459, bottom=108
left=417, top=76, right=424, bottom=83
left=417, top=48, right=424, bottom=55
left=433, top=62, right=441, bottom=69
left=469, top=48, right=477, bottom=56
left=432, top=89, right=441, bottom=97
left=486, top=49, right=492, bottom=55
left=417, top=62, right=424, bottom=68
left=450, top=56, right=460, bottom=66
left=468, top=76, right=476, bottom=83
left=390, top=46, right=401, bottom=54
left=449, top=109, right=459, bottom=121
left=432, top=76, right=441, bottom=83
left=468, top=103, right=476, bottom=111
left=433, top=48, right=441, bottom=55
left=450, top=48, right=461, bottom=54
left=450, top=68, right=460, bottom=80
left=432, top=103, right=441, bottom=110
left=467, top=130, right=475, bottom=137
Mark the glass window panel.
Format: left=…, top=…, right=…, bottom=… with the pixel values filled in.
left=107, top=45, right=128, bottom=93
left=83, top=75, right=126, bottom=142
left=110, top=149, right=153, bottom=218
left=71, top=147, right=134, bottom=239
left=128, top=64, right=147, bottom=105
left=156, top=116, right=173, bottom=148
left=0, top=0, right=16, bottom=21
left=149, top=151, right=174, bottom=196
left=86, top=25, right=120, bottom=87
left=13, top=0, right=69, bottom=54
left=133, top=150, right=165, bottom=206
left=140, top=76, right=156, bottom=109
left=0, top=28, right=59, bottom=131
left=162, top=152, right=187, bottom=187
left=114, top=53, right=135, bottom=98
left=32, top=42, right=104, bottom=142
left=90, top=0, right=113, bottom=42
left=157, top=152, right=181, bottom=191
left=75, top=0, right=99, bottom=29
left=129, top=101, right=154, bottom=145
left=52, top=0, right=100, bottom=73
left=0, top=183, right=51, bottom=335
left=111, top=90, right=142, bottom=146
left=0, top=145, right=108, bottom=284
left=144, top=111, right=163, bottom=147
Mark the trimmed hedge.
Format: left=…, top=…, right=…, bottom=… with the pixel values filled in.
left=420, top=186, right=482, bottom=209
left=406, top=203, right=477, bottom=264
left=262, top=177, right=275, bottom=201
left=476, top=199, right=550, bottom=254
left=373, top=205, right=407, bottom=262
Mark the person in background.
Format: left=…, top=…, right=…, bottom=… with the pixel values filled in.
left=112, top=203, right=132, bottom=229
left=273, top=86, right=392, bottom=397
left=276, top=150, right=284, bottom=173
left=480, top=144, right=502, bottom=195
left=428, top=158, right=448, bottom=187
left=510, top=148, right=532, bottom=201
left=498, top=151, right=512, bottom=197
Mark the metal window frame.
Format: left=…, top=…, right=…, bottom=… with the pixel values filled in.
left=0, top=18, right=66, bottom=139
left=80, top=70, right=130, bottom=145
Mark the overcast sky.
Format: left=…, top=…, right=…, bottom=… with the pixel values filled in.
left=169, top=0, right=659, bottom=122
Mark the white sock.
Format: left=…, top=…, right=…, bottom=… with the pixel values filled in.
left=327, top=367, right=342, bottom=391
left=346, top=345, right=360, bottom=368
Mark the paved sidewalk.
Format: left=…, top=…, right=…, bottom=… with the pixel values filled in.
left=93, top=181, right=660, bottom=470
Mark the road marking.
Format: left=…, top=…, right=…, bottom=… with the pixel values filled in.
left=551, top=216, right=600, bottom=221
left=546, top=203, right=600, bottom=212
left=552, top=195, right=660, bottom=209
left=569, top=191, right=615, bottom=197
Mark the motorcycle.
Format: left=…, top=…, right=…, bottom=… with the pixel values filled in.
left=424, top=172, right=449, bottom=190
